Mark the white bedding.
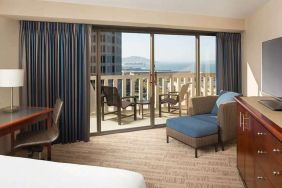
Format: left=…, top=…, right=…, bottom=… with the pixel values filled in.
left=0, top=155, right=146, bottom=188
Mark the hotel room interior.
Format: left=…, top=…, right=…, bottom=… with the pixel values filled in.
left=0, top=0, right=282, bottom=187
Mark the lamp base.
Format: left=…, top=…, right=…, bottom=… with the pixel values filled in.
left=2, top=106, right=20, bottom=113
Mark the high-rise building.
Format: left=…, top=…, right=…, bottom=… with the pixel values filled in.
left=90, top=32, right=122, bottom=75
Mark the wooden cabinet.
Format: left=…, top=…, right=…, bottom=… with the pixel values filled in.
left=237, top=104, right=254, bottom=188
left=236, top=97, right=282, bottom=188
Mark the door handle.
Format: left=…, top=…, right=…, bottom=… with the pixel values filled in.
left=273, top=148, right=281, bottom=153
left=239, top=112, right=242, bottom=128
left=257, top=176, right=266, bottom=180
left=257, top=150, right=267, bottom=154
left=154, top=72, right=157, bottom=85
left=272, top=171, right=281, bottom=176
left=242, top=114, right=245, bottom=132
left=243, top=116, right=249, bottom=130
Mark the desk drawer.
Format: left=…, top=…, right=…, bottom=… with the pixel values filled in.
left=253, top=121, right=269, bottom=143
left=253, top=120, right=282, bottom=188
left=255, top=163, right=274, bottom=188
left=256, top=153, right=282, bottom=188
left=269, top=135, right=282, bottom=167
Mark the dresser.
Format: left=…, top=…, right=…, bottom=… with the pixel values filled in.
left=235, top=97, right=282, bottom=188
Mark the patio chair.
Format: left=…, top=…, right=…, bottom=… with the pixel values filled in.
left=159, top=83, right=190, bottom=117
left=101, top=86, right=137, bottom=125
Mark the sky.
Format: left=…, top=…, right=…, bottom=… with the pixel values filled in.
left=122, top=33, right=216, bottom=63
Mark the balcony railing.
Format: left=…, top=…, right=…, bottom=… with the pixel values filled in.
left=90, top=72, right=216, bottom=114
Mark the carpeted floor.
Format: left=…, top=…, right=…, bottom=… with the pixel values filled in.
left=16, top=128, right=244, bottom=188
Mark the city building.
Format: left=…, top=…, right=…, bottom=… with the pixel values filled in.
left=90, top=32, right=122, bottom=75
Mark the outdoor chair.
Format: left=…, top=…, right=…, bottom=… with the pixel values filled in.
left=101, top=86, right=137, bottom=125
left=159, top=83, right=190, bottom=117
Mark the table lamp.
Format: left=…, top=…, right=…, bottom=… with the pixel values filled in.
left=0, top=69, right=24, bottom=113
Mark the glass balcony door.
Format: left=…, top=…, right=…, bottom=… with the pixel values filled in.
left=90, top=31, right=152, bottom=133
left=89, top=29, right=217, bottom=134
left=153, top=34, right=196, bottom=125
left=199, top=36, right=216, bottom=96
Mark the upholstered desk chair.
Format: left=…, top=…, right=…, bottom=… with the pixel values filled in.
left=14, top=98, right=63, bottom=160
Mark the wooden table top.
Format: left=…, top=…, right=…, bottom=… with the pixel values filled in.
left=0, top=107, right=52, bottom=130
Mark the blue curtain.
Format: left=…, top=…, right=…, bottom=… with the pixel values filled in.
left=216, top=33, right=242, bottom=94
left=19, top=21, right=91, bottom=143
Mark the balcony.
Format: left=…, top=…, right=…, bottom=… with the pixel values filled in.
left=90, top=72, right=216, bottom=132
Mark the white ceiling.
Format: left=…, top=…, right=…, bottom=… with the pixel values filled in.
left=44, top=0, right=269, bottom=18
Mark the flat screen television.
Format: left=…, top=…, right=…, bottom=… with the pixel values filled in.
left=260, top=37, right=282, bottom=110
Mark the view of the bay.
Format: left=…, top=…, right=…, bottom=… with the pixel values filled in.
left=122, top=56, right=215, bottom=73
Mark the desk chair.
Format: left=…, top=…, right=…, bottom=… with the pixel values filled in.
left=14, top=99, right=63, bottom=160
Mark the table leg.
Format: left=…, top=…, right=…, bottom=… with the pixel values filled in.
left=47, top=144, right=52, bottom=161
left=10, top=131, right=15, bottom=155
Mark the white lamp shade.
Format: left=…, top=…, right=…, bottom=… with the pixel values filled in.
left=0, top=69, right=24, bottom=87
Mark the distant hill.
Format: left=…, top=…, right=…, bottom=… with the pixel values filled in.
left=122, top=56, right=149, bottom=69
left=122, top=56, right=215, bottom=73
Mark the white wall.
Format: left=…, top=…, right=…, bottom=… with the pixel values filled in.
left=0, top=16, right=19, bottom=154
left=0, top=0, right=244, bottom=32
left=242, top=0, right=282, bottom=96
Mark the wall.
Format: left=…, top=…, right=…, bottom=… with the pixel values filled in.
left=0, top=16, right=19, bottom=154
left=0, top=0, right=244, bottom=32
left=242, top=0, right=282, bottom=96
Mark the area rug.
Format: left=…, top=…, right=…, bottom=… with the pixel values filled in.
left=51, top=128, right=243, bottom=188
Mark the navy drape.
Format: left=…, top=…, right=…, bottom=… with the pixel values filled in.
left=19, top=21, right=91, bottom=143
left=216, top=33, right=242, bottom=94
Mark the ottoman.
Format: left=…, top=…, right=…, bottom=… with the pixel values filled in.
left=166, top=114, right=219, bottom=158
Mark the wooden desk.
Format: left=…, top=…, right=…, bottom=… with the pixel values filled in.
left=0, top=107, right=53, bottom=151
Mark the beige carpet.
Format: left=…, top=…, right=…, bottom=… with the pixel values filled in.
left=16, top=128, right=244, bottom=188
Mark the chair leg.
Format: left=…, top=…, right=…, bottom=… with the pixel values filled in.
left=117, top=108, right=121, bottom=125
left=218, top=129, right=224, bottom=151
left=38, top=152, right=42, bottom=160
left=215, top=144, right=218, bottom=152
left=179, top=101, right=182, bottom=116
left=166, top=135, right=169, bottom=143
left=186, top=97, right=189, bottom=115
left=221, top=142, right=225, bottom=151
left=47, top=144, right=51, bottom=161
left=133, top=104, right=137, bottom=120
left=159, top=102, right=162, bottom=117
left=27, top=150, right=34, bottom=158
left=168, top=103, right=171, bottom=113
left=101, top=102, right=105, bottom=121
left=195, top=148, right=198, bottom=158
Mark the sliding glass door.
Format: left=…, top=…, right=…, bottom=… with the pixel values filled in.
left=90, top=31, right=152, bottom=133
left=200, top=36, right=216, bottom=96
left=89, top=29, right=216, bottom=134
left=154, top=34, right=196, bottom=125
